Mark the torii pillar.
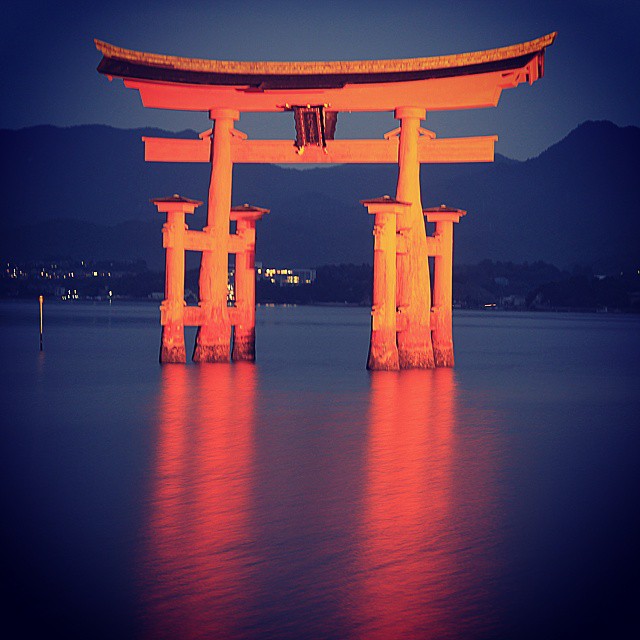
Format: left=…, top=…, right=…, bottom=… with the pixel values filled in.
left=230, top=204, right=269, bottom=361
left=394, top=107, right=435, bottom=369
left=361, top=196, right=410, bottom=371
left=151, top=194, right=202, bottom=363
left=425, top=204, right=466, bottom=367
left=193, top=108, right=239, bottom=363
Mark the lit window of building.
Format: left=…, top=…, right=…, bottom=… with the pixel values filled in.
left=256, top=265, right=316, bottom=287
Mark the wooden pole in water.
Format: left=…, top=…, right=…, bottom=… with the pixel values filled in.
left=151, top=194, right=202, bottom=363
left=39, top=294, right=43, bottom=351
left=424, top=205, right=466, bottom=367
left=193, top=108, right=238, bottom=363
left=394, top=107, right=435, bottom=369
left=230, top=204, right=269, bottom=362
left=361, top=196, right=409, bottom=371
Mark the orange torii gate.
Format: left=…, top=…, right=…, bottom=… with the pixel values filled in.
left=95, top=33, right=555, bottom=369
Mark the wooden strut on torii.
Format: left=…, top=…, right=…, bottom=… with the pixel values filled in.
left=96, top=32, right=555, bottom=368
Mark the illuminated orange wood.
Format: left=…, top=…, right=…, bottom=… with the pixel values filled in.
left=395, top=108, right=434, bottom=369
left=184, top=305, right=240, bottom=327
left=152, top=195, right=201, bottom=363
left=229, top=205, right=269, bottom=362
left=97, top=33, right=555, bottom=369
left=362, top=197, right=410, bottom=370
left=425, top=205, right=466, bottom=367
left=124, top=73, right=508, bottom=112
left=193, top=109, right=238, bottom=363
left=183, top=229, right=245, bottom=253
left=96, top=34, right=555, bottom=114
left=143, top=135, right=497, bottom=164
left=183, top=305, right=203, bottom=327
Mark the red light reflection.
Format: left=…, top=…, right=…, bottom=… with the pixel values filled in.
left=354, top=369, right=497, bottom=639
left=139, top=364, right=256, bottom=640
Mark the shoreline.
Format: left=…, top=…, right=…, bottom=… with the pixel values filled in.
left=1, top=297, right=637, bottom=315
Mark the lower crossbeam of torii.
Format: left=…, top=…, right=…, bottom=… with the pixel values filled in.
left=95, top=32, right=555, bottom=369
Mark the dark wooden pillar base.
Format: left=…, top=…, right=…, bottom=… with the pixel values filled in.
left=232, top=328, right=255, bottom=362
left=192, top=326, right=230, bottom=363
left=160, top=324, right=186, bottom=364
left=367, top=329, right=399, bottom=370
left=160, top=344, right=187, bottom=363
left=398, top=334, right=435, bottom=369
left=432, top=343, right=454, bottom=368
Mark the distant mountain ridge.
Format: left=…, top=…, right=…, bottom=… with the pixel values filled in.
left=1, top=120, right=638, bottom=271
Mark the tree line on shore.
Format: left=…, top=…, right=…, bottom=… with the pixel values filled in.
left=2, top=259, right=638, bottom=312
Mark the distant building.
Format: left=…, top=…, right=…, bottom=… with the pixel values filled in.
left=255, top=262, right=316, bottom=286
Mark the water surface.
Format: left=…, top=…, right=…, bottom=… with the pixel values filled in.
left=1, top=302, right=639, bottom=638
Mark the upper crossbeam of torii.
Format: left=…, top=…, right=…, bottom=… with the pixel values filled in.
left=95, top=33, right=555, bottom=369
left=96, top=33, right=555, bottom=111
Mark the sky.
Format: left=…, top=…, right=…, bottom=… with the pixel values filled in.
left=2, top=0, right=639, bottom=160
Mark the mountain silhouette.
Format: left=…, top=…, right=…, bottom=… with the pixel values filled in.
left=1, top=120, right=638, bottom=271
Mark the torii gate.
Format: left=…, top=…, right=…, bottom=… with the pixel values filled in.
left=95, top=32, right=555, bottom=369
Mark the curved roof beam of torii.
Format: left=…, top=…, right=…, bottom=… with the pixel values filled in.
left=95, top=32, right=556, bottom=113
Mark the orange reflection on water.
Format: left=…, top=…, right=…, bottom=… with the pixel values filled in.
left=355, top=368, right=477, bottom=639
left=140, top=363, right=257, bottom=640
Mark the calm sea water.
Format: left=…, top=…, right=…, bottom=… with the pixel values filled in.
left=1, top=301, right=639, bottom=639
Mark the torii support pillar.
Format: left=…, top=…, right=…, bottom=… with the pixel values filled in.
left=394, top=107, right=435, bottom=369
left=193, top=108, right=239, bottom=363
left=152, top=194, right=202, bottom=363
left=362, top=196, right=409, bottom=371
left=425, top=204, right=466, bottom=367
left=230, top=204, right=269, bottom=361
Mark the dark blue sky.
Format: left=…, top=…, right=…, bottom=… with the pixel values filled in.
left=2, top=0, right=639, bottom=159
